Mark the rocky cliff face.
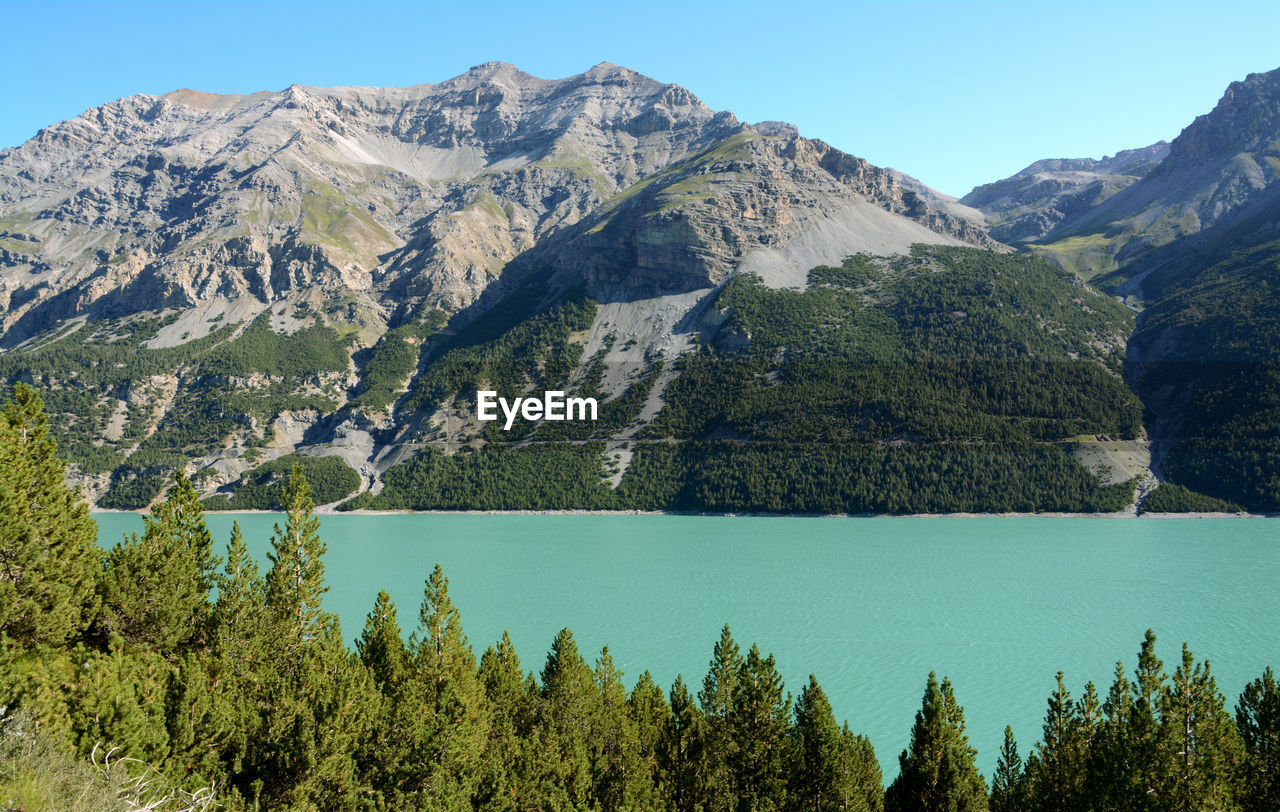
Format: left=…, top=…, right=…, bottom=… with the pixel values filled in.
left=977, top=67, right=1280, bottom=285
left=0, top=62, right=1001, bottom=507
left=961, top=143, right=1169, bottom=244
left=0, top=62, right=988, bottom=346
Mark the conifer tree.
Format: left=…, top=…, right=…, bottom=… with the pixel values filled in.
left=212, top=521, right=265, bottom=670
left=592, top=646, right=646, bottom=810
left=356, top=589, right=408, bottom=691
left=162, top=651, right=237, bottom=792
left=990, top=726, right=1025, bottom=812
left=1075, top=681, right=1103, bottom=809
left=837, top=722, right=884, bottom=812
left=540, top=627, right=598, bottom=807
left=791, top=674, right=843, bottom=811
left=1161, top=644, right=1243, bottom=811
left=660, top=674, right=707, bottom=811
left=699, top=623, right=743, bottom=810
left=353, top=589, right=407, bottom=803
left=885, top=672, right=988, bottom=812
left=264, top=465, right=330, bottom=649
left=98, top=473, right=219, bottom=657
left=0, top=383, right=99, bottom=647
left=407, top=563, right=489, bottom=806
left=1026, top=672, right=1087, bottom=810
left=250, top=469, right=375, bottom=809
left=476, top=631, right=532, bottom=810
left=727, top=642, right=791, bottom=811
left=206, top=521, right=266, bottom=793
left=1093, top=659, right=1135, bottom=808
left=147, top=472, right=218, bottom=597
left=629, top=670, right=669, bottom=806
left=1236, top=666, right=1280, bottom=812
left=68, top=645, right=171, bottom=766
left=1128, top=629, right=1171, bottom=808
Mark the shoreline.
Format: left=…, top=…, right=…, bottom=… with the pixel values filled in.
left=91, top=507, right=1274, bottom=519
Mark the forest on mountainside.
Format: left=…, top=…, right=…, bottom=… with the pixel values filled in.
left=5, top=242, right=1258, bottom=514
left=1131, top=239, right=1280, bottom=513
left=2, top=382, right=1278, bottom=811
left=360, top=247, right=1146, bottom=514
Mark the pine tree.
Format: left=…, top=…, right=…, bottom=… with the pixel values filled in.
left=539, top=627, right=598, bottom=807
left=147, top=472, right=218, bottom=597
left=356, top=589, right=408, bottom=691
left=700, top=623, right=743, bottom=811
left=0, top=383, right=100, bottom=647
left=629, top=670, right=669, bottom=808
left=68, top=644, right=171, bottom=766
left=1092, top=659, right=1135, bottom=808
left=1129, top=629, right=1171, bottom=808
left=591, top=646, right=645, bottom=810
left=405, top=563, right=489, bottom=806
left=1075, top=681, right=1103, bottom=809
left=250, top=470, right=375, bottom=809
left=1236, top=666, right=1280, bottom=812
left=791, top=674, right=843, bottom=811
left=207, top=521, right=266, bottom=798
left=660, top=674, right=707, bottom=812
left=885, top=672, right=988, bottom=812
left=476, top=631, right=532, bottom=810
left=1026, top=672, right=1087, bottom=810
left=211, top=522, right=266, bottom=676
left=727, top=642, right=791, bottom=811
left=353, top=589, right=407, bottom=804
left=1160, top=644, right=1243, bottom=811
left=264, top=464, right=331, bottom=649
left=98, top=473, right=218, bottom=656
left=162, top=652, right=237, bottom=792
left=837, top=722, right=884, bottom=812
left=990, top=726, right=1025, bottom=812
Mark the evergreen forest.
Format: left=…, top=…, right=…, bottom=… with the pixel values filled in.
left=2, top=382, right=1278, bottom=810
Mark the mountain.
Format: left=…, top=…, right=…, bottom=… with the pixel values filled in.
left=0, top=61, right=991, bottom=345
left=0, top=63, right=1171, bottom=513
left=1000, top=68, right=1280, bottom=289
left=967, top=66, right=1280, bottom=512
left=960, top=142, right=1169, bottom=245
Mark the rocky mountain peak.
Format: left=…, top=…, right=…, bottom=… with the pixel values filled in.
left=0, top=62, right=992, bottom=345
left=1159, top=67, right=1280, bottom=170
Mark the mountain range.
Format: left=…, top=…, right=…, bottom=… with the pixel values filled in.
left=1, top=62, right=1276, bottom=513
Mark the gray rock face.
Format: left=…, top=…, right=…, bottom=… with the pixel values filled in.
left=0, top=62, right=992, bottom=344
left=968, top=66, right=1280, bottom=282
left=960, top=142, right=1170, bottom=244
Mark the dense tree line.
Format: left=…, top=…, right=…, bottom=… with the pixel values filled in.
left=651, top=247, right=1141, bottom=443
left=351, top=311, right=448, bottom=412
left=363, top=245, right=1144, bottom=514
left=1132, top=239, right=1280, bottom=512
left=203, top=453, right=362, bottom=511
left=358, top=440, right=1136, bottom=514
left=402, top=289, right=597, bottom=418
left=4, top=382, right=1278, bottom=810
left=1142, top=482, right=1243, bottom=514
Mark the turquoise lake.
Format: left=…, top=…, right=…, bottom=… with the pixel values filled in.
left=92, top=513, right=1279, bottom=778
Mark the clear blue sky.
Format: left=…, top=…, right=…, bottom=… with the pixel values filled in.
left=3, top=0, right=1277, bottom=197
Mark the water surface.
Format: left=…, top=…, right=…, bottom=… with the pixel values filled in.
left=93, top=513, right=1279, bottom=778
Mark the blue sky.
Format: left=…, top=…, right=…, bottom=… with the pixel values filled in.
left=2, top=0, right=1277, bottom=197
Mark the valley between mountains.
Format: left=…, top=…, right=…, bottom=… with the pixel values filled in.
left=1, top=62, right=1276, bottom=514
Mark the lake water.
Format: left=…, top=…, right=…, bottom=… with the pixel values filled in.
left=93, top=513, right=1279, bottom=779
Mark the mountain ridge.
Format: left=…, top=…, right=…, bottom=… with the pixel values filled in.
left=4, top=62, right=1276, bottom=512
